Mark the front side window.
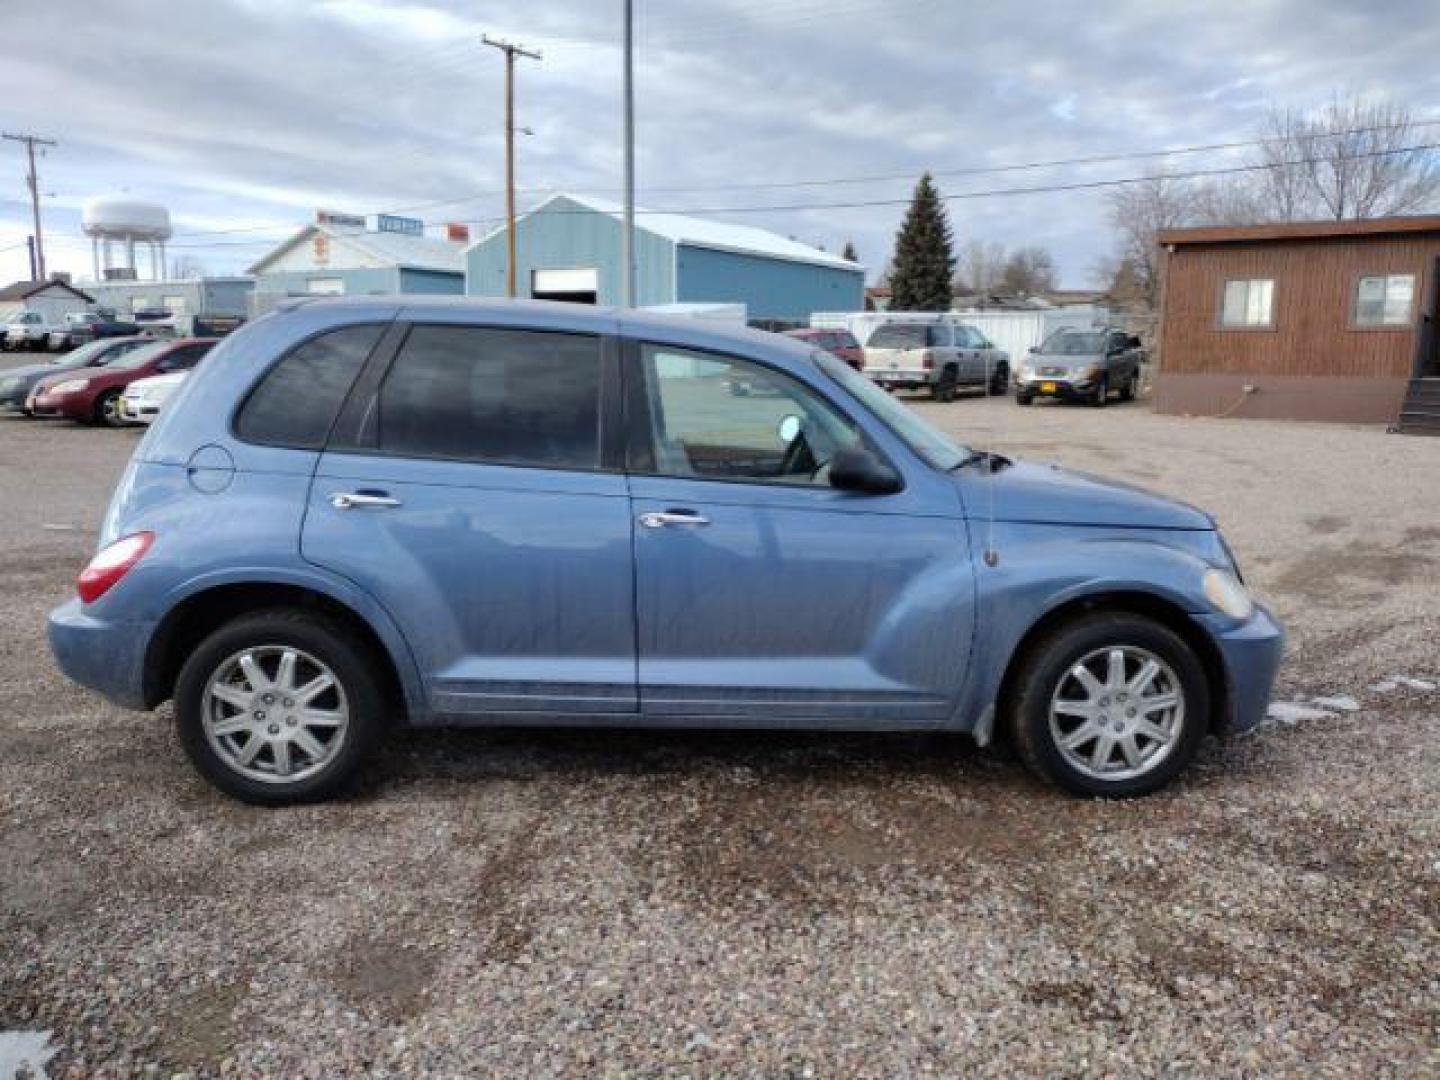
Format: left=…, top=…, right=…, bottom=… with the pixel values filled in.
left=1220, top=279, right=1274, bottom=328
left=236, top=324, right=384, bottom=448
left=813, top=350, right=968, bottom=470
left=1354, top=273, right=1415, bottom=327
left=639, top=345, right=861, bottom=486
left=375, top=326, right=601, bottom=469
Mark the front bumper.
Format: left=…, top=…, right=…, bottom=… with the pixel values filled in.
left=1015, top=375, right=1098, bottom=400
left=1196, top=602, right=1285, bottom=734
left=30, top=391, right=88, bottom=419
left=120, top=397, right=159, bottom=423
left=48, top=599, right=154, bottom=710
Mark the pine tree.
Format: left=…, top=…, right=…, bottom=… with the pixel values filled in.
left=842, top=240, right=859, bottom=263
left=887, top=174, right=955, bottom=311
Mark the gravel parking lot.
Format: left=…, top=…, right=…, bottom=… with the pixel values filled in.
left=2, top=362, right=1436, bottom=1077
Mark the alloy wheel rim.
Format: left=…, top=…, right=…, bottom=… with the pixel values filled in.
left=1048, top=645, right=1184, bottom=781
left=202, top=645, right=350, bottom=784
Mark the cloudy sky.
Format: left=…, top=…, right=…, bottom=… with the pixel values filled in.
left=1, top=0, right=1437, bottom=287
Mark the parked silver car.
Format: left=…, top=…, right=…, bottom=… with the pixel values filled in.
left=1015, top=327, right=1145, bottom=407
left=861, top=321, right=1009, bottom=401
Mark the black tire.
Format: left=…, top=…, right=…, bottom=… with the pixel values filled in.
left=174, top=609, right=388, bottom=805
left=1120, top=371, right=1140, bottom=402
left=1016, top=393, right=1034, bottom=406
left=930, top=369, right=958, bottom=402
left=1004, top=612, right=1210, bottom=798
left=1090, top=375, right=1109, bottom=408
left=987, top=366, right=1009, bottom=396
left=92, top=389, right=124, bottom=427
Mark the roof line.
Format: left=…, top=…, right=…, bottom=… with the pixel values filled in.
left=1159, top=214, right=1440, bottom=246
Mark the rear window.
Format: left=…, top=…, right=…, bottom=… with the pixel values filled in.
left=236, top=325, right=384, bottom=449
left=867, top=324, right=928, bottom=349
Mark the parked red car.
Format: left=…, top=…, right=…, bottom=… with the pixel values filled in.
left=29, top=337, right=217, bottom=426
left=783, top=327, right=864, bottom=370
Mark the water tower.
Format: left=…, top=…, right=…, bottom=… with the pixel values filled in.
left=81, top=197, right=173, bottom=281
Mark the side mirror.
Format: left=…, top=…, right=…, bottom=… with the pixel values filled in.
left=829, top=445, right=902, bottom=495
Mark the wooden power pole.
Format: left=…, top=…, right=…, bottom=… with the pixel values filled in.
left=3, top=132, right=57, bottom=282
left=482, top=36, right=541, bottom=299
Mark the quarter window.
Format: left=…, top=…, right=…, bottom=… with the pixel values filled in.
left=236, top=324, right=384, bottom=449
left=639, top=345, right=861, bottom=486
left=1220, top=279, right=1274, bottom=328
left=375, top=326, right=601, bottom=469
left=1354, top=273, right=1415, bottom=327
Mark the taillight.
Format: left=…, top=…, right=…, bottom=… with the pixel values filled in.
left=77, top=532, right=154, bottom=604
left=921, top=349, right=936, bottom=370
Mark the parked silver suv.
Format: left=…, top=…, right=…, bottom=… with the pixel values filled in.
left=861, top=321, right=1009, bottom=401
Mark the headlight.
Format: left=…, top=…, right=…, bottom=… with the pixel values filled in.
left=50, top=379, right=90, bottom=394
left=1203, top=568, right=1254, bottom=620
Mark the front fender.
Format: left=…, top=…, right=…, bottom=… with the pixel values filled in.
left=955, top=523, right=1226, bottom=735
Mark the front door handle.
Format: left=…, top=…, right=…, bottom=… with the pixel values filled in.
left=330, top=491, right=402, bottom=510
left=638, top=510, right=710, bottom=529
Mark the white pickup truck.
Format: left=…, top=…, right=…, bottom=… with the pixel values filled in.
left=4, top=310, right=66, bottom=351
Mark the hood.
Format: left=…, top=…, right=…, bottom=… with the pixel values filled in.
left=0, top=361, right=70, bottom=382
left=127, top=372, right=186, bottom=391
left=970, top=459, right=1212, bottom=530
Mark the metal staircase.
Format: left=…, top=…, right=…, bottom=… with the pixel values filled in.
left=1395, top=378, right=1440, bottom=435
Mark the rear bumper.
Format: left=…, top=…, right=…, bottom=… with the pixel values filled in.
left=1196, top=603, right=1285, bottom=734
left=48, top=599, right=154, bottom=710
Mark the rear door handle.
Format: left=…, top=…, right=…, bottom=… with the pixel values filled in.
left=330, top=491, right=402, bottom=510
left=639, top=510, right=710, bottom=529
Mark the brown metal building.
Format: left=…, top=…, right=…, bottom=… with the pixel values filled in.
left=1153, top=216, right=1440, bottom=431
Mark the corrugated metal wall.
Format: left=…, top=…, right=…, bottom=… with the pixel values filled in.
left=1160, top=233, right=1439, bottom=378
left=465, top=196, right=675, bottom=306
left=676, top=245, right=864, bottom=321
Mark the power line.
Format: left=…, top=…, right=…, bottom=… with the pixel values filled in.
left=166, top=113, right=1440, bottom=241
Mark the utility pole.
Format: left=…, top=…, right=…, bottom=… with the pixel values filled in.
left=4, top=132, right=57, bottom=282
left=622, top=0, right=636, bottom=307
left=482, top=36, right=541, bottom=299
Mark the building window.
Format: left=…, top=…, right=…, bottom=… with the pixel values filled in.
left=1220, top=279, right=1274, bottom=328
left=306, top=278, right=345, bottom=296
left=1353, top=273, right=1415, bottom=327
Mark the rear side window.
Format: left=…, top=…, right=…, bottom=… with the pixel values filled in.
left=236, top=324, right=384, bottom=449
left=374, top=325, right=601, bottom=470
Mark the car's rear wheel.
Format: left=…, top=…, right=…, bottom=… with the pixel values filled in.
left=930, top=369, right=958, bottom=402
left=1005, top=612, right=1209, bottom=797
left=174, top=610, right=387, bottom=804
left=987, top=366, right=1009, bottom=395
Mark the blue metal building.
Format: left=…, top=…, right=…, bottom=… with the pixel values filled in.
left=465, top=194, right=865, bottom=321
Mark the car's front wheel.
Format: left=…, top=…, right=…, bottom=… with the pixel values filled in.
left=1005, top=612, right=1209, bottom=797
left=1090, top=375, right=1109, bottom=408
left=92, top=389, right=124, bottom=427
left=174, top=610, right=387, bottom=804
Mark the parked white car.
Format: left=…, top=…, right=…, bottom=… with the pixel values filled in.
left=5, top=310, right=65, bottom=350
left=119, top=370, right=187, bottom=424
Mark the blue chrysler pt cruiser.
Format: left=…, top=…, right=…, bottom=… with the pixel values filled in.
left=49, top=298, right=1283, bottom=804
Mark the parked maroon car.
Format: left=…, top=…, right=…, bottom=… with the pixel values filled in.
left=29, top=337, right=217, bottom=426
left=783, top=327, right=864, bottom=370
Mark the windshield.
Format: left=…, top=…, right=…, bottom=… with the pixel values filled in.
left=813, top=350, right=968, bottom=470
left=1040, top=330, right=1106, bottom=355
left=50, top=338, right=119, bottom=366
left=867, top=324, right=929, bottom=349
left=107, top=341, right=171, bottom=370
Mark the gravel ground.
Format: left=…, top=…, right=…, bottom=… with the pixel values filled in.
left=1, top=372, right=1437, bottom=1077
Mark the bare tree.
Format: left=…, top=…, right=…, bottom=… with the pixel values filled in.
left=956, top=239, right=1006, bottom=295
left=1105, top=174, right=1192, bottom=311
left=1250, top=96, right=1440, bottom=220
left=1000, top=246, right=1057, bottom=295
